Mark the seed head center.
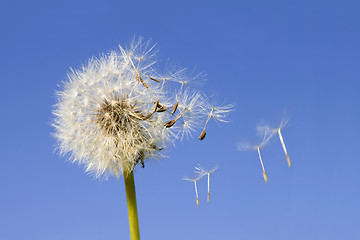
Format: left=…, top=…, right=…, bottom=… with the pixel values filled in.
left=96, top=96, right=141, bottom=135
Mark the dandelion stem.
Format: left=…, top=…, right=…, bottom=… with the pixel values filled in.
left=278, top=129, right=291, bottom=167
left=124, top=170, right=141, bottom=240
left=207, top=173, right=210, bottom=202
left=257, top=147, right=268, bottom=183
left=194, top=180, right=199, bottom=206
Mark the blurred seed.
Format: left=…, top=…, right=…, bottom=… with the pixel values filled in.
left=130, top=99, right=138, bottom=108
left=141, top=113, right=153, bottom=120
left=286, top=155, right=291, bottom=168
left=171, top=101, right=179, bottom=114
left=139, top=75, right=148, bottom=88
left=164, top=119, right=177, bottom=128
left=153, top=99, right=159, bottom=112
left=263, top=170, right=268, bottom=183
left=148, top=75, right=161, bottom=82
left=156, top=107, right=167, bottom=112
left=278, top=129, right=291, bottom=168
left=130, top=113, right=143, bottom=120
left=136, top=72, right=140, bottom=83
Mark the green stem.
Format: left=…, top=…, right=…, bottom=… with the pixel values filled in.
left=124, top=170, right=140, bottom=240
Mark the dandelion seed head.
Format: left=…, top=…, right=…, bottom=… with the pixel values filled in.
left=53, top=38, right=232, bottom=178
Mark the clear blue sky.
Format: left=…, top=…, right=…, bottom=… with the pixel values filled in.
left=1, top=0, right=359, bottom=239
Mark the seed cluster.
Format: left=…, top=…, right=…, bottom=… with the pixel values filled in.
left=53, top=38, right=232, bottom=178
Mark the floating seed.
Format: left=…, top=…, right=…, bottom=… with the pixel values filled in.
left=278, top=129, right=291, bottom=168
left=263, top=170, right=268, bottom=183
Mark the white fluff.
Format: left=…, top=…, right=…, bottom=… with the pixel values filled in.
left=52, top=37, right=232, bottom=178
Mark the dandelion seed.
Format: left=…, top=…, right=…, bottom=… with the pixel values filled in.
left=164, top=114, right=181, bottom=128
left=183, top=175, right=204, bottom=206
left=171, top=101, right=179, bottom=114
left=199, top=129, right=206, bottom=140
left=135, top=72, right=140, bottom=83
left=257, top=147, right=268, bottom=183
left=153, top=99, right=159, bottom=113
left=148, top=75, right=161, bottom=83
left=277, top=128, right=291, bottom=167
left=195, top=181, right=199, bottom=206
left=275, top=118, right=291, bottom=168
left=139, top=75, right=148, bottom=88
left=257, top=116, right=292, bottom=168
left=164, top=119, right=177, bottom=128
left=156, top=107, right=167, bottom=112
left=237, top=124, right=276, bottom=183
left=195, top=165, right=218, bottom=202
left=198, top=104, right=234, bottom=140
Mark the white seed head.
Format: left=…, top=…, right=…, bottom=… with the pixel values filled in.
left=52, top=37, right=232, bottom=178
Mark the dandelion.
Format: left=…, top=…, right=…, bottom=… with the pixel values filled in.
left=183, top=174, right=205, bottom=206
left=195, top=164, right=218, bottom=202
left=52, top=37, right=232, bottom=239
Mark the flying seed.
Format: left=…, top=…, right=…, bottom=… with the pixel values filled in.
left=278, top=128, right=291, bottom=167
left=194, top=165, right=218, bottom=203
left=263, top=170, right=268, bottom=183
left=257, top=147, right=268, bottom=183
left=195, top=181, right=199, bottom=206
left=183, top=176, right=204, bottom=207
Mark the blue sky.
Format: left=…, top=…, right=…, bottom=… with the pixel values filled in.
left=1, top=0, right=359, bottom=239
